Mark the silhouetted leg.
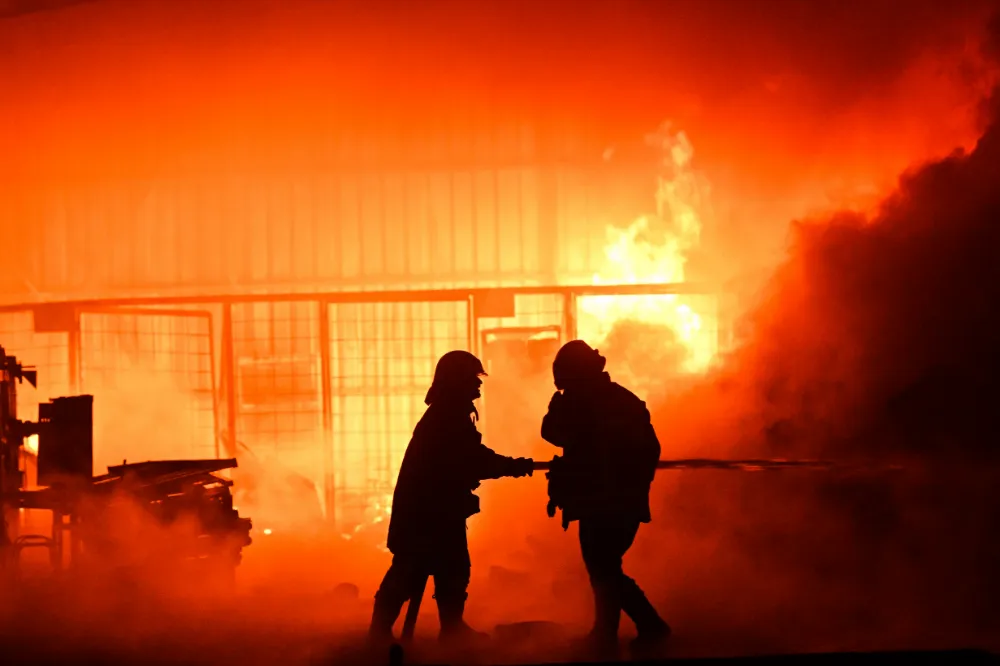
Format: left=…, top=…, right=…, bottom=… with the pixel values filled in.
left=431, top=528, right=487, bottom=643
left=592, top=520, right=670, bottom=653
left=580, top=518, right=669, bottom=644
left=371, top=555, right=423, bottom=640
left=432, top=564, right=472, bottom=635
left=578, top=519, right=625, bottom=645
left=612, top=522, right=669, bottom=636
left=620, top=573, right=668, bottom=634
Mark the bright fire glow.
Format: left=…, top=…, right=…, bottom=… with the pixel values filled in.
left=576, top=123, right=718, bottom=373
left=24, top=434, right=39, bottom=456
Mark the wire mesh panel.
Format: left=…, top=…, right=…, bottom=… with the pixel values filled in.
left=79, top=309, right=217, bottom=472
left=0, top=310, right=71, bottom=423
left=230, top=300, right=324, bottom=527
left=328, top=299, right=469, bottom=531
left=0, top=284, right=725, bottom=535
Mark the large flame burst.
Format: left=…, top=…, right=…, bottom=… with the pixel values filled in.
left=576, top=123, right=717, bottom=374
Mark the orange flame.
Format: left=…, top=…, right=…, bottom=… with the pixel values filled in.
left=577, top=123, right=718, bottom=374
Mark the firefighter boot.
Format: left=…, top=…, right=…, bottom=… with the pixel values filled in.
left=621, top=577, right=671, bottom=656
left=629, top=620, right=672, bottom=658
left=369, top=588, right=407, bottom=644
left=584, top=582, right=622, bottom=660
left=435, top=592, right=490, bottom=646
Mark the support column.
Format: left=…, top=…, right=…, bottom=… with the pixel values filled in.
left=221, top=303, right=238, bottom=459
left=318, top=300, right=335, bottom=526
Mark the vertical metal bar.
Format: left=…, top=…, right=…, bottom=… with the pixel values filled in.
left=265, top=180, right=275, bottom=283
left=382, top=304, right=394, bottom=505
left=405, top=301, right=416, bottom=468
left=493, top=164, right=501, bottom=280
left=359, top=305, right=370, bottom=518
left=267, top=302, right=276, bottom=455
left=401, top=172, right=411, bottom=279
left=449, top=171, right=457, bottom=280
left=564, top=292, right=578, bottom=342
left=357, top=174, right=367, bottom=283
left=207, top=312, right=220, bottom=460
left=336, top=304, right=348, bottom=525
left=67, top=308, right=81, bottom=394
left=172, top=179, right=184, bottom=285
left=467, top=294, right=478, bottom=356
left=221, top=303, right=238, bottom=459
left=336, top=172, right=345, bottom=284
left=309, top=171, right=320, bottom=282
left=379, top=175, right=388, bottom=282
left=516, top=164, right=525, bottom=277
left=242, top=177, right=254, bottom=288
left=288, top=178, right=298, bottom=283
left=469, top=169, right=479, bottom=278
left=35, top=187, right=48, bottom=293
left=318, top=299, right=335, bottom=525
left=193, top=177, right=205, bottom=288
left=425, top=172, right=437, bottom=281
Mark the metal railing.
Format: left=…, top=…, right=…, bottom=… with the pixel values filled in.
left=0, top=281, right=724, bottom=529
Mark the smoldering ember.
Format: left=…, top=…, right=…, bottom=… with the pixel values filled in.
left=2, top=1, right=1000, bottom=665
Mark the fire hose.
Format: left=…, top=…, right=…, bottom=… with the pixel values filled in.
left=399, top=456, right=902, bottom=641
left=533, top=458, right=904, bottom=473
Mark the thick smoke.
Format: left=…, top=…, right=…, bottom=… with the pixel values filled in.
left=634, top=85, right=1000, bottom=653
left=667, top=86, right=1000, bottom=461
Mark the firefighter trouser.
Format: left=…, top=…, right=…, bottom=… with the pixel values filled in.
left=370, top=543, right=472, bottom=637
left=578, top=518, right=666, bottom=639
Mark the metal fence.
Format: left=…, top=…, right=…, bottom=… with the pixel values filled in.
left=0, top=282, right=723, bottom=530
left=79, top=307, right=218, bottom=465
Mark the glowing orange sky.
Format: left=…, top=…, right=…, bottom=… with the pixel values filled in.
left=0, top=0, right=997, bottom=295
left=1, top=0, right=996, bottom=184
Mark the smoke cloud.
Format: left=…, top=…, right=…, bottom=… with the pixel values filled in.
left=631, top=82, right=1000, bottom=654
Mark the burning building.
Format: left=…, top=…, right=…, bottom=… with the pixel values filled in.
left=0, top=1, right=743, bottom=536
left=1, top=0, right=1000, bottom=660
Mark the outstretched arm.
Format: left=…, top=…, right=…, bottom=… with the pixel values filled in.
left=456, top=425, right=533, bottom=481
left=470, top=442, right=533, bottom=481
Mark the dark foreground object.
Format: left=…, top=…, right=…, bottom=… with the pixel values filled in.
left=1, top=644, right=995, bottom=666
left=531, top=459, right=903, bottom=473
left=611, top=650, right=999, bottom=665
left=398, top=648, right=998, bottom=666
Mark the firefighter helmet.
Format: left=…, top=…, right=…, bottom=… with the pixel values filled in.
left=552, top=340, right=606, bottom=390
left=425, top=350, right=487, bottom=405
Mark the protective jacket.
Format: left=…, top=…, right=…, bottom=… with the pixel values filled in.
left=541, top=373, right=660, bottom=526
left=387, top=399, right=526, bottom=555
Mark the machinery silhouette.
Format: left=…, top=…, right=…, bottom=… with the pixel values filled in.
left=0, top=344, right=252, bottom=581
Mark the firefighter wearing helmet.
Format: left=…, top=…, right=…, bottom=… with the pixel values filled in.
left=541, top=340, right=671, bottom=656
left=370, top=350, right=534, bottom=645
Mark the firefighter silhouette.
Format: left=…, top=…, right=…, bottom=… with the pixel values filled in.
left=369, top=350, right=534, bottom=644
left=541, top=340, right=671, bottom=655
